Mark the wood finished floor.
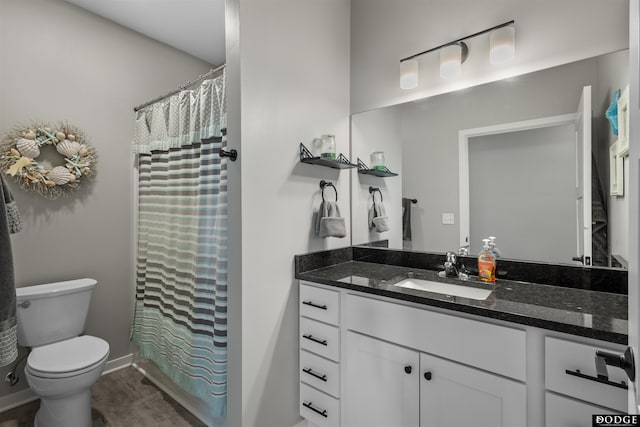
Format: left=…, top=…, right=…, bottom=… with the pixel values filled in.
left=0, top=367, right=206, bottom=427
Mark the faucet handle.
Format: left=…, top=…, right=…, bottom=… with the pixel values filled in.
left=457, top=245, right=470, bottom=256
left=446, top=251, right=457, bottom=263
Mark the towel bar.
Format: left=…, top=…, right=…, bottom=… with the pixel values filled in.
left=320, top=180, right=338, bottom=201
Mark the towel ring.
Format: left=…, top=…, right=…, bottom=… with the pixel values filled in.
left=369, top=186, right=383, bottom=203
left=320, top=180, right=338, bottom=202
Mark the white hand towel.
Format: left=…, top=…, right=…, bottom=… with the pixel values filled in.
left=316, top=201, right=346, bottom=238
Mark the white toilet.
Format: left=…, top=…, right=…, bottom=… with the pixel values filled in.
left=15, top=278, right=110, bottom=427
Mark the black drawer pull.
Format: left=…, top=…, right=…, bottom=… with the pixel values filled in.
left=565, top=369, right=628, bottom=390
left=302, top=301, right=328, bottom=310
left=424, top=371, right=432, bottom=381
left=303, top=367, right=328, bottom=382
left=303, top=334, right=328, bottom=346
left=303, top=401, right=328, bottom=418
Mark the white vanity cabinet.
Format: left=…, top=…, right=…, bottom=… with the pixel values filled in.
left=544, top=336, right=627, bottom=426
left=299, top=282, right=342, bottom=427
left=298, top=280, right=626, bottom=427
left=343, top=330, right=525, bottom=427
left=343, top=293, right=526, bottom=427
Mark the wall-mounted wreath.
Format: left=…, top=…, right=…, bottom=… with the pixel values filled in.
left=0, top=122, right=97, bottom=199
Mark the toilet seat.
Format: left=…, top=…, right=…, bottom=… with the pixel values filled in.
left=27, top=335, right=109, bottom=379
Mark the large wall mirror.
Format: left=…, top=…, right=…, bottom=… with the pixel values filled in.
left=351, top=49, right=629, bottom=269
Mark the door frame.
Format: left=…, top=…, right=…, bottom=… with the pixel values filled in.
left=458, top=113, right=577, bottom=250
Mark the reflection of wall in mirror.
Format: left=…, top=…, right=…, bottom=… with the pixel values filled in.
left=595, top=52, right=630, bottom=263
left=468, top=125, right=576, bottom=263
left=351, top=50, right=628, bottom=265
left=351, top=108, right=403, bottom=248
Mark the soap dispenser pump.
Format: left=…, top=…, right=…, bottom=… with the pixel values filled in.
left=478, top=239, right=496, bottom=283
left=488, top=236, right=502, bottom=258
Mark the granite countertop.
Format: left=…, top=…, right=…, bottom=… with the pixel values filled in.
left=296, top=260, right=628, bottom=344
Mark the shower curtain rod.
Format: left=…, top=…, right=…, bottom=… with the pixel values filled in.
left=133, top=64, right=226, bottom=112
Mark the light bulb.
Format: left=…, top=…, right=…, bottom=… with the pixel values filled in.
left=400, top=60, right=419, bottom=89
left=440, top=44, right=462, bottom=78
left=490, top=26, right=515, bottom=64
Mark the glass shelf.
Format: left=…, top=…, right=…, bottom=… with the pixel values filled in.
left=357, top=158, right=398, bottom=177
left=299, top=143, right=356, bottom=169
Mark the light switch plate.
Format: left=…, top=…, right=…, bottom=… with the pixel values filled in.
left=442, top=213, right=455, bottom=225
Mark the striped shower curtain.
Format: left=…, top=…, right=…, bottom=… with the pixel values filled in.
left=131, top=70, right=227, bottom=417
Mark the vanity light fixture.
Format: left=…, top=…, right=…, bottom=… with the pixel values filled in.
left=399, top=20, right=515, bottom=89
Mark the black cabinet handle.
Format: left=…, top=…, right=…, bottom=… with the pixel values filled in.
left=303, top=401, right=328, bottom=418
left=565, top=369, right=628, bottom=390
left=303, top=367, right=328, bottom=382
left=302, top=334, right=327, bottom=346
left=302, top=301, right=328, bottom=310
left=424, top=371, right=432, bottom=381
left=404, top=365, right=413, bottom=374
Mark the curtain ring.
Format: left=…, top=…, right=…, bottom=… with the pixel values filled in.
left=320, top=180, right=338, bottom=202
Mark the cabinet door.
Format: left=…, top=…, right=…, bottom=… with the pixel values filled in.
left=420, top=353, right=526, bottom=427
left=344, top=331, right=419, bottom=427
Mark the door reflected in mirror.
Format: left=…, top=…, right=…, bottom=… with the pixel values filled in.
left=351, top=50, right=629, bottom=268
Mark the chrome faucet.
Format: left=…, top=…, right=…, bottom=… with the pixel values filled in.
left=443, top=252, right=459, bottom=278
left=440, top=251, right=470, bottom=280
left=457, top=244, right=470, bottom=256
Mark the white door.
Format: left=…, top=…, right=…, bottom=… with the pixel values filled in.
left=344, top=331, right=419, bottom=427
left=419, top=353, right=526, bottom=427
left=575, top=85, right=592, bottom=265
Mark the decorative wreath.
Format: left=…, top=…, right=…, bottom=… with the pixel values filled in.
left=0, top=122, right=97, bottom=199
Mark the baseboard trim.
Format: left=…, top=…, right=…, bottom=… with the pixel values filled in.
left=103, top=353, right=133, bottom=375
left=0, top=353, right=134, bottom=414
left=0, top=387, right=37, bottom=413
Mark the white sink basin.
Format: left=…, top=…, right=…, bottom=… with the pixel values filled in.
left=393, top=278, right=492, bottom=301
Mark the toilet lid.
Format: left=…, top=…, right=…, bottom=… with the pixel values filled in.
left=28, top=335, right=110, bottom=374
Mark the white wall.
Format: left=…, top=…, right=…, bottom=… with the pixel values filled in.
left=0, top=0, right=212, bottom=400
left=351, top=0, right=628, bottom=113
left=351, top=108, right=403, bottom=248
left=225, top=0, right=351, bottom=425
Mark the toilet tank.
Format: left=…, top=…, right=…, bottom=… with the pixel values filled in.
left=15, top=278, right=97, bottom=347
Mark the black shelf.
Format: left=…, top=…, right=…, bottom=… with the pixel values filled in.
left=357, top=158, right=398, bottom=177
left=299, top=143, right=356, bottom=170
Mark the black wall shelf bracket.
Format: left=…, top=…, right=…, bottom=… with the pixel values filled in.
left=299, top=143, right=356, bottom=169
left=357, top=158, right=398, bottom=177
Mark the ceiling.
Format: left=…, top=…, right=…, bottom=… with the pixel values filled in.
left=64, top=0, right=225, bottom=66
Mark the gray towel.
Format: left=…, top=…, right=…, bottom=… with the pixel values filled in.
left=368, top=201, right=389, bottom=233
left=0, top=176, right=21, bottom=367
left=402, top=198, right=412, bottom=241
left=315, top=201, right=346, bottom=238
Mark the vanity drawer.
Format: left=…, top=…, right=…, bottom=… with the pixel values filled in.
left=345, top=293, right=526, bottom=381
left=300, top=282, right=340, bottom=326
left=300, top=317, right=340, bottom=362
left=300, top=349, right=340, bottom=398
left=545, top=392, right=622, bottom=427
left=545, top=336, right=627, bottom=412
left=300, top=382, right=340, bottom=427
